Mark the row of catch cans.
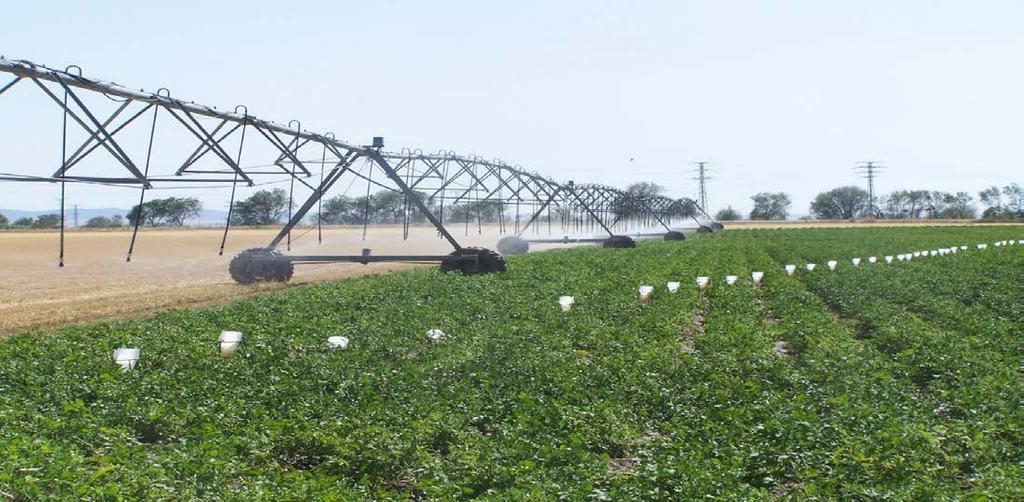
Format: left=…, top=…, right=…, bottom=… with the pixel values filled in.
left=782, top=239, right=1018, bottom=276
left=112, top=328, right=449, bottom=372
left=557, top=273, right=767, bottom=311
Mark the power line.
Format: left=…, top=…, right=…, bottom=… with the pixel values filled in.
left=854, top=161, right=885, bottom=218
left=691, top=161, right=712, bottom=211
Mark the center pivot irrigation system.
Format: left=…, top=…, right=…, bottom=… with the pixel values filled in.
left=0, top=58, right=722, bottom=283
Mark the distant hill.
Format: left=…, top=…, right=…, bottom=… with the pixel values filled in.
left=0, top=208, right=230, bottom=227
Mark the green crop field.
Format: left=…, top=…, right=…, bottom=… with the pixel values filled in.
left=1, top=227, right=1022, bottom=499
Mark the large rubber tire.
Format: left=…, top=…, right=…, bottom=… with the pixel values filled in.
left=602, top=235, right=636, bottom=248
left=440, top=247, right=507, bottom=275
left=229, top=247, right=294, bottom=284
left=497, top=235, right=529, bottom=255
left=696, top=225, right=714, bottom=234
left=663, top=231, right=686, bottom=241
left=711, top=222, right=725, bottom=230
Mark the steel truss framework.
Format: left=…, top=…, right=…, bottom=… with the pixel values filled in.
left=0, top=58, right=721, bottom=281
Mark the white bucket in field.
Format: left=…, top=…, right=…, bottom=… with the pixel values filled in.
left=868, top=256, right=877, bottom=263
left=218, top=330, right=243, bottom=358
left=725, top=275, right=738, bottom=285
left=638, top=285, right=654, bottom=304
left=751, top=271, right=764, bottom=285
left=913, top=251, right=921, bottom=257
left=827, top=260, right=838, bottom=271
left=929, top=250, right=937, bottom=257
left=426, top=329, right=446, bottom=342
left=977, top=243, right=987, bottom=250
left=885, top=255, right=894, bottom=264
left=950, top=247, right=957, bottom=254
left=113, top=348, right=139, bottom=372
left=696, top=276, right=710, bottom=291
left=327, top=336, right=350, bottom=349
left=960, top=245, right=967, bottom=250
left=784, top=265, right=796, bottom=276
left=806, top=263, right=816, bottom=271
left=666, top=282, right=681, bottom=293
left=851, top=258, right=861, bottom=267
left=559, top=295, right=576, bottom=311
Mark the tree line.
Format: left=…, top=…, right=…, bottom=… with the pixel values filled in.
left=715, top=183, right=1023, bottom=221
left=3, top=181, right=1019, bottom=229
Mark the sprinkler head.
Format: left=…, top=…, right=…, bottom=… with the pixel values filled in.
left=868, top=256, right=877, bottom=263
left=784, top=265, right=796, bottom=276
left=558, top=296, right=575, bottom=311
left=805, top=263, right=816, bottom=271
left=426, top=329, right=446, bottom=342
left=885, top=256, right=894, bottom=264
left=751, top=272, right=764, bottom=285
left=851, top=258, right=861, bottom=267
left=666, top=282, right=681, bottom=293
left=725, top=275, right=738, bottom=285
left=827, top=260, right=838, bottom=271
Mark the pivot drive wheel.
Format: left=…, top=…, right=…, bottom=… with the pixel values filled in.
left=602, top=235, right=636, bottom=248
left=440, top=247, right=507, bottom=275
left=696, top=225, right=714, bottom=234
left=663, top=231, right=686, bottom=241
left=711, top=222, right=725, bottom=230
left=497, top=236, right=529, bottom=255
left=229, top=247, right=294, bottom=284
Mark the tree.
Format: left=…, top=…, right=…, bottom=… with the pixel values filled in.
left=715, top=207, right=741, bottom=221
left=624, top=182, right=665, bottom=199
left=613, top=182, right=666, bottom=219
left=127, top=197, right=202, bottom=226
left=32, top=214, right=61, bottom=229
left=979, top=186, right=1004, bottom=219
left=1003, top=183, right=1023, bottom=217
left=882, top=190, right=930, bottom=219
left=749, top=192, right=790, bottom=220
left=937, top=192, right=976, bottom=219
left=810, top=186, right=869, bottom=220
left=0, top=213, right=8, bottom=229
left=13, top=217, right=33, bottom=228
left=230, top=189, right=290, bottom=226
left=84, top=215, right=124, bottom=228
left=317, top=190, right=433, bottom=225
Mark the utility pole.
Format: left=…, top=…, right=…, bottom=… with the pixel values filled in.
left=692, top=161, right=712, bottom=211
left=854, top=161, right=885, bottom=219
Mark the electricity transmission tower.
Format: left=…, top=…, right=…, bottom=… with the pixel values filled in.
left=692, top=162, right=712, bottom=211
left=854, top=161, right=885, bottom=218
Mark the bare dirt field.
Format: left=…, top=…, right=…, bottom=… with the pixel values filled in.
left=0, top=219, right=1015, bottom=335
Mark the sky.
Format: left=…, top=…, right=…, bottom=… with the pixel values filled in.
left=1, top=0, right=1022, bottom=217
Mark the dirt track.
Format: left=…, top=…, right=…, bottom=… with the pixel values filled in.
left=0, top=220, right=1014, bottom=335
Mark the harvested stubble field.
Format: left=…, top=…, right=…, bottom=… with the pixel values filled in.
left=1, top=225, right=1022, bottom=499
